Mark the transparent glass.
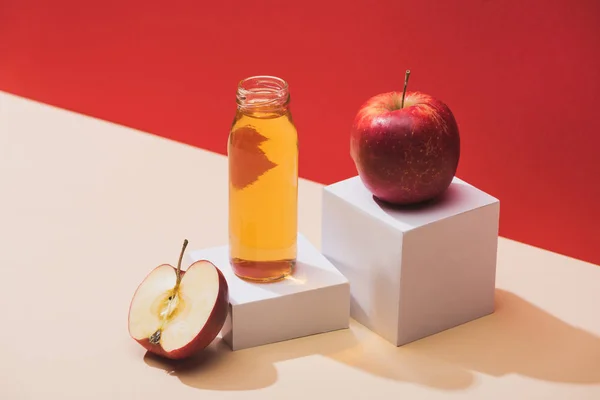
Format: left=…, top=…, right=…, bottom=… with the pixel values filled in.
left=228, top=76, right=298, bottom=282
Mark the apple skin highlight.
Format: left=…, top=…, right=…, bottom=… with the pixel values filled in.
left=350, top=91, right=460, bottom=206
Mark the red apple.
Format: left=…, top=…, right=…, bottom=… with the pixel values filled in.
left=128, top=240, right=229, bottom=360
left=350, top=71, right=460, bottom=205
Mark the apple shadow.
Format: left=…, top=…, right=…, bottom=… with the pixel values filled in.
left=143, top=327, right=361, bottom=391
left=145, top=288, right=600, bottom=391
left=372, top=190, right=446, bottom=211
left=370, top=182, right=488, bottom=232
left=372, top=181, right=465, bottom=212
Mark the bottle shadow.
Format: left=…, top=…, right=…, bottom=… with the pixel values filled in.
left=144, top=289, right=600, bottom=391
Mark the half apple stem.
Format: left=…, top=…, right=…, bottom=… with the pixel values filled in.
left=174, top=239, right=188, bottom=291
left=149, top=239, right=189, bottom=345
left=401, top=69, right=411, bottom=109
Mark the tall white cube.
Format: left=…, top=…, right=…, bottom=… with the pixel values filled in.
left=186, top=234, right=350, bottom=350
left=321, top=176, right=500, bottom=346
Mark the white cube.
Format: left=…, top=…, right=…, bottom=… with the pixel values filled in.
left=321, top=176, right=500, bottom=346
left=186, top=234, right=350, bottom=350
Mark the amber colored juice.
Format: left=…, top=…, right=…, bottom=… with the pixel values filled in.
left=228, top=107, right=298, bottom=282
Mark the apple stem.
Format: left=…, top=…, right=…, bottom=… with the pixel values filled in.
left=149, top=239, right=189, bottom=345
left=401, top=69, right=411, bottom=109
left=174, top=239, right=188, bottom=292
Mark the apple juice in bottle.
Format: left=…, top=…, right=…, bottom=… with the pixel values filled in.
left=228, top=76, right=298, bottom=282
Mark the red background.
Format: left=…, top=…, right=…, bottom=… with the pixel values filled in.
left=1, top=0, right=599, bottom=265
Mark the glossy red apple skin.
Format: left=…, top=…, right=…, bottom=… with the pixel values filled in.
left=350, top=91, right=460, bottom=205
left=128, top=262, right=229, bottom=360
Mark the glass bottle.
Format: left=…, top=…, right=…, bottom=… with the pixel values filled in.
left=228, top=76, right=298, bottom=282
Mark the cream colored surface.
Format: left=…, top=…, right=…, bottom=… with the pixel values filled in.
left=1, top=91, right=599, bottom=399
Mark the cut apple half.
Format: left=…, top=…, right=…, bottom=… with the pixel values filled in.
left=128, top=240, right=229, bottom=360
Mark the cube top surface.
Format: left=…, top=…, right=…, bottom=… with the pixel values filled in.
left=324, top=176, right=499, bottom=232
left=187, top=233, right=348, bottom=306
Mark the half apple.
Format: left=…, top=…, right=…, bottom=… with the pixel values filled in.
left=128, top=240, right=229, bottom=360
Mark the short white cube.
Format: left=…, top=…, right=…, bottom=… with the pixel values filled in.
left=186, top=234, right=350, bottom=350
left=321, top=176, right=500, bottom=346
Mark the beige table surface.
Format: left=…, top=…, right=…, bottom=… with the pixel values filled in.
left=1, top=90, right=599, bottom=399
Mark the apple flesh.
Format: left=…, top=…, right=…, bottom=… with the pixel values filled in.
left=128, top=259, right=229, bottom=360
left=350, top=91, right=460, bottom=205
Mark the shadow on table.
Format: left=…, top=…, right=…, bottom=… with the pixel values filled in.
left=143, top=327, right=364, bottom=391
left=144, top=289, right=600, bottom=391
left=144, top=326, right=472, bottom=391
left=404, top=289, right=600, bottom=383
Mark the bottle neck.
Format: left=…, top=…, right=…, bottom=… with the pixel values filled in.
left=236, top=76, right=290, bottom=115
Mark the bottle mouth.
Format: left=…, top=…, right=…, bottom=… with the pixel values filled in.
left=236, top=75, right=290, bottom=110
